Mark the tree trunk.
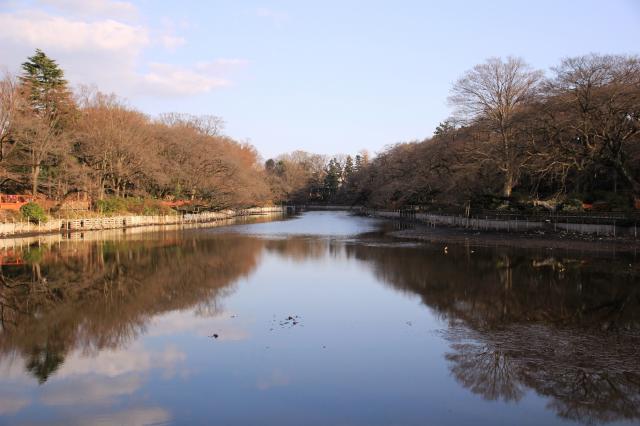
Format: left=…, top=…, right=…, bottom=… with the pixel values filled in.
left=502, top=167, right=514, bottom=198
left=98, top=176, right=105, bottom=200
left=31, top=163, right=40, bottom=196
left=501, top=128, right=515, bottom=198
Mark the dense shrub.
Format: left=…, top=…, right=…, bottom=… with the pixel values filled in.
left=94, top=198, right=126, bottom=214
left=20, top=202, right=48, bottom=223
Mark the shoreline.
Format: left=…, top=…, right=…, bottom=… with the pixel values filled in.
left=386, top=222, right=640, bottom=254
left=0, top=206, right=286, bottom=239
left=0, top=212, right=287, bottom=250
left=354, top=208, right=640, bottom=253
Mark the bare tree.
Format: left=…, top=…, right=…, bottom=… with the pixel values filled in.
left=0, top=71, right=22, bottom=185
left=547, top=54, right=640, bottom=196
left=75, top=91, right=153, bottom=198
left=158, top=113, right=225, bottom=137
left=0, top=72, right=19, bottom=160
left=449, top=57, right=543, bottom=197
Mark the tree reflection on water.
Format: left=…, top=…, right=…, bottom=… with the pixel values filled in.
left=346, top=242, right=640, bottom=425
left=0, top=233, right=264, bottom=384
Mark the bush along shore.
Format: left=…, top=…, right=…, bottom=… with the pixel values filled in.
left=0, top=206, right=285, bottom=237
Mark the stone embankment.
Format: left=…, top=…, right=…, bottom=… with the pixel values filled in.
left=366, top=209, right=639, bottom=239
left=0, top=206, right=285, bottom=238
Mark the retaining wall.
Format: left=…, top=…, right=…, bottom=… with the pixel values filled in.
left=370, top=210, right=639, bottom=238
left=0, top=206, right=285, bottom=238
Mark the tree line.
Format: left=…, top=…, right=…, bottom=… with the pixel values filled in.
left=266, top=54, right=640, bottom=212
left=0, top=50, right=272, bottom=210
left=2, top=50, right=638, bottom=213
left=264, top=150, right=370, bottom=204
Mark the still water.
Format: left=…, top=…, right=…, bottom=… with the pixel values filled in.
left=0, top=211, right=638, bottom=425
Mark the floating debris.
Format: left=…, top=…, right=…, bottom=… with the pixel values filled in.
left=279, top=315, right=302, bottom=327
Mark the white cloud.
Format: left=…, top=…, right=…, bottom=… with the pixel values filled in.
left=80, top=407, right=171, bottom=426
left=0, top=9, right=147, bottom=96
left=156, top=17, right=189, bottom=51
left=140, top=62, right=230, bottom=96
left=40, top=375, right=142, bottom=406
left=0, top=10, right=149, bottom=52
left=147, top=309, right=250, bottom=341
left=0, top=4, right=246, bottom=98
left=36, top=0, right=139, bottom=21
left=53, top=342, right=186, bottom=379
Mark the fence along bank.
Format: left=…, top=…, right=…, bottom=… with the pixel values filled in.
left=365, top=208, right=640, bottom=239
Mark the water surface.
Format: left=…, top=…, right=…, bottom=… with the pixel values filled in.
left=0, top=211, right=638, bottom=425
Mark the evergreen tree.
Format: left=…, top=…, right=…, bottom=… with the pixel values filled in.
left=354, top=154, right=362, bottom=173
left=265, top=158, right=276, bottom=173
left=434, top=120, right=455, bottom=137
left=20, top=49, right=69, bottom=116
left=343, top=155, right=354, bottom=184
left=18, top=49, right=74, bottom=195
left=323, top=158, right=341, bottom=200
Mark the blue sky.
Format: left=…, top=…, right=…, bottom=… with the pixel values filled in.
left=1, top=0, right=639, bottom=159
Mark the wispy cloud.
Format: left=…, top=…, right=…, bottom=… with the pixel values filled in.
left=40, top=375, right=142, bottom=406
left=82, top=407, right=171, bottom=426
left=140, top=62, right=230, bottom=96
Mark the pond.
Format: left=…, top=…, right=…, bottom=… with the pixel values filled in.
left=0, top=211, right=638, bottom=425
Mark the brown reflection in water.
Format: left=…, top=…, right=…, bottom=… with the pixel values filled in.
left=264, top=237, right=334, bottom=262
left=0, top=234, right=264, bottom=383
left=446, top=325, right=639, bottom=424
left=346, top=243, right=640, bottom=425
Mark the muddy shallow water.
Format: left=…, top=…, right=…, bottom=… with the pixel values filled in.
left=0, top=211, right=638, bottom=425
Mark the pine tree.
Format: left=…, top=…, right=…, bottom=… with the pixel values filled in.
left=20, top=49, right=69, bottom=117
left=323, top=158, right=341, bottom=200
left=354, top=154, right=362, bottom=172
left=18, top=49, right=74, bottom=195
left=343, top=155, right=354, bottom=184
